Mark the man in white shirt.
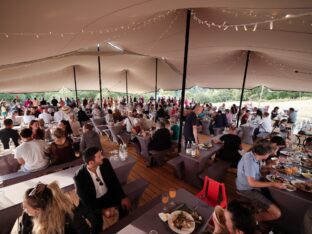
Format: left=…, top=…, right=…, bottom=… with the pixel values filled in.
left=14, top=128, right=49, bottom=172
left=123, top=110, right=139, bottom=133
left=53, top=108, right=66, bottom=123
left=38, top=107, right=52, bottom=124
left=259, top=112, right=273, bottom=133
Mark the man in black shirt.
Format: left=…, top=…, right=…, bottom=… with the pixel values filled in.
left=148, top=121, right=171, bottom=151
left=183, top=104, right=203, bottom=145
left=51, top=96, right=58, bottom=107
left=214, top=125, right=242, bottom=167
left=0, top=119, right=20, bottom=149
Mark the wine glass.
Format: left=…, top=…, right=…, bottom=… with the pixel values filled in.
left=161, top=193, right=169, bottom=211
left=169, top=188, right=176, bottom=206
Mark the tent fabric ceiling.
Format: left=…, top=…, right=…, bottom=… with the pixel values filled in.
left=1, top=0, right=312, bottom=93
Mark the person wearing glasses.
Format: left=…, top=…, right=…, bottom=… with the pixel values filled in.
left=13, top=181, right=89, bottom=234
left=74, top=147, right=131, bottom=233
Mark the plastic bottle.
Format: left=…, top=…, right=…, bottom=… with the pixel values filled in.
left=119, top=144, right=125, bottom=161
left=9, top=138, right=15, bottom=152
left=0, top=140, right=4, bottom=156
left=186, top=141, right=191, bottom=154
left=191, top=142, right=196, bottom=157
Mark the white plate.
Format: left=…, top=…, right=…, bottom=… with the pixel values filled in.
left=291, top=180, right=312, bottom=193
left=284, top=183, right=296, bottom=192
left=168, top=210, right=195, bottom=234
left=302, top=173, right=312, bottom=179
left=280, top=151, right=291, bottom=156
left=265, top=174, right=287, bottom=183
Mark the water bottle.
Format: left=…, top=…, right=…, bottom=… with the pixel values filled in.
left=191, top=142, right=196, bottom=157
left=123, top=144, right=128, bottom=159
left=9, top=138, right=15, bottom=152
left=0, top=140, right=4, bottom=156
left=186, top=141, right=191, bottom=154
left=119, top=144, right=125, bottom=161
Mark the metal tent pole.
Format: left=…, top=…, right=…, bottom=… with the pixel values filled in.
left=178, top=9, right=191, bottom=153
left=155, top=58, right=158, bottom=101
left=97, top=44, right=103, bottom=109
left=125, top=70, right=128, bottom=104
left=236, top=50, right=251, bottom=127
left=73, top=65, right=78, bottom=106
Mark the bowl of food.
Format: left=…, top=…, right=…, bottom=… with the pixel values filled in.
left=168, top=210, right=195, bottom=234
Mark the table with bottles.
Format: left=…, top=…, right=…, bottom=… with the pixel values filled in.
left=179, top=142, right=222, bottom=188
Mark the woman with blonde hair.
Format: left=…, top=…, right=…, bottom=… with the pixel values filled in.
left=15, top=181, right=89, bottom=234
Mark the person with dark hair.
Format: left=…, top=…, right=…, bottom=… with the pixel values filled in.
left=214, top=125, right=242, bottom=168
left=14, top=128, right=48, bottom=172
left=148, top=121, right=171, bottom=151
left=80, top=123, right=102, bottom=153
left=271, top=106, right=279, bottom=120
left=0, top=118, right=20, bottom=149
left=77, top=107, right=89, bottom=127
left=183, top=104, right=203, bottom=145
left=29, top=120, right=45, bottom=140
left=59, top=120, right=73, bottom=137
left=224, top=200, right=257, bottom=234
left=236, top=140, right=285, bottom=222
left=105, top=109, right=114, bottom=124
left=287, top=107, right=297, bottom=124
left=240, top=110, right=250, bottom=125
left=74, top=147, right=131, bottom=234
left=49, top=128, right=76, bottom=165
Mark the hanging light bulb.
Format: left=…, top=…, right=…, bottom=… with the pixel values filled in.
left=235, top=25, right=238, bottom=31
left=270, top=21, right=273, bottom=30
left=61, top=33, right=64, bottom=37
left=243, top=25, right=247, bottom=31
left=5, top=34, right=9, bottom=38
left=253, top=23, right=257, bottom=31
left=223, top=26, right=229, bottom=30
left=36, top=34, right=39, bottom=39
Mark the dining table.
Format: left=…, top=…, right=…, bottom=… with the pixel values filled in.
left=103, top=188, right=214, bottom=234
left=179, top=143, right=223, bottom=188
left=265, top=150, right=312, bottom=234
left=0, top=154, right=136, bottom=234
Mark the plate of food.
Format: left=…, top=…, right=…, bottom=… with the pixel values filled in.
left=301, top=172, right=312, bottom=179
left=266, top=174, right=288, bottom=183
left=291, top=180, right=312, bottom=193
left=284, top=183, right=296, bottom=192
left=280, top=151, right=291, bottom=156
left=168, top=210, right=195, bottom=234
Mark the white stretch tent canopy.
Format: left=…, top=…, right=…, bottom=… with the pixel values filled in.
left=1, top=0, right=312, bottom=93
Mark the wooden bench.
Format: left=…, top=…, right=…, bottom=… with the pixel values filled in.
left=1, top=177, right=148, bottom=234
left=0, top=157, right=83, bottom=187
left=198, top=160, right=231, bottom=182
left=167, top=156, right=184, bottom=179
left=122, top=178, right=149, bottom=210
left=148, top=149, right=171, bottom=167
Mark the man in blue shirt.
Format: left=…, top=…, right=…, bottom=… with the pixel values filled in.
left=236, top=140, right=286, bottom=222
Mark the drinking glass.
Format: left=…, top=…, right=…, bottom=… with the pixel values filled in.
left=161, top=193, right=169, bottom=211
left=169, top=188, right=176, bottom=206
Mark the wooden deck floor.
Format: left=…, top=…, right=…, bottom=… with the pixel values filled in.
left=96, top=134, right=252, bottom=208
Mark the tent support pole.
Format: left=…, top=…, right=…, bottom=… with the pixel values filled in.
left=73, top=66, right=78, bottom=106
left=236, top=50, right=251, bottom=127
left=97, top=45, right=103, bottom=110
left=155, top=58, right=158, bottom=102
left=126, top=70, right=128, bottom=104
left=178, top=9, right=191, bottom=153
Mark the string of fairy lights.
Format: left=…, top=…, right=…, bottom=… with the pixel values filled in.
left=0, top=10, right=176, bottom=73
left=0, top=10, right=176, bottom=39
left=191, top=9, right=312, bottom=31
